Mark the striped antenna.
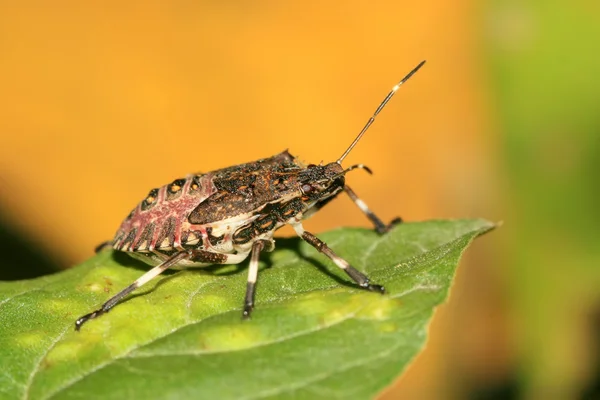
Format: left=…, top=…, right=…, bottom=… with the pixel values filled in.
left=337, top=60, right=426, bottom=165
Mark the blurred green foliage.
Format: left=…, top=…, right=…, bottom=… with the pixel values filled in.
left=488, top=1, right=600, bottom=397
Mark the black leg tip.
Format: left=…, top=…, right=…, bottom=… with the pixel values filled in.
left=94, top=241, right=112, bottom=254
left=375, top=217, right=403, bottom=235
left=367, top=284, right=385, bottom=294
left=384, top=217, right=403, bottom=232
left=389, top=216, right=403, bottom=226
left=74, top=315, right=89, bottom=332
left=369, top=285, right=385, bottom=294
left=74, top=310, right=105, bottom=331
left=242, top=306, right=253, bottom=320
left=358, top=279, right=385, bottom=294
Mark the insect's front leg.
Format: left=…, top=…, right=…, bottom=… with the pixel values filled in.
left=243, top=239, right=275, bottom=319
left=344, top=185, right=402, bottom=234
left=292, top=223, right=384, bottom=293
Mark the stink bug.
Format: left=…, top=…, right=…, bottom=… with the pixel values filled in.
left=75, top=60, right=426, bottom=331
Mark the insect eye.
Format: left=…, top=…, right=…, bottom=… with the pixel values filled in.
left=301, top=184, right=314, bottom=194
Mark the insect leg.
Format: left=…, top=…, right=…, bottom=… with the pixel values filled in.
left=75, top=251, right=190, bottom=331
left=292, top=223, right=384, bottom=293
left=243, top=239, right=274, bottom=319
left=94, top=241, right=112, bottom=253
left=186, top=249, right=242, bottom=264
left=344, top=185, right=402, bottom=234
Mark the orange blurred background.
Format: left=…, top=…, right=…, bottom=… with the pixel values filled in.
left=1, top=2, right=598, bottom=399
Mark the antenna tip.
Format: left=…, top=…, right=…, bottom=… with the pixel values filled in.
left=398, top=60, right=427, bottom=85
left=414, top=60, right=427, bottom=71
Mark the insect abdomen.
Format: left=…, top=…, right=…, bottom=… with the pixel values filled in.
left=112, top=173, right=216, bottom=252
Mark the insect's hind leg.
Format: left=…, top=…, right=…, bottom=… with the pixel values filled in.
left=75, top=251, right=191, bottom=331
left=242, top=239, right=274, bottom=319
left=344, top=185, right=402, bottom=234
left=292, top=223, right=384, bottom=293
left=76, top=249, right=249, bottom=331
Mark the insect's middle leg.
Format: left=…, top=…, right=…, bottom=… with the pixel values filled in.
left=243, top=239, right=274, bottom=319
left=292, top=223, right=384, bottom=293
left=344, top=185, right=402, bottom=234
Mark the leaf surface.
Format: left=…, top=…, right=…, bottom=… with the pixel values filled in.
left=0, top=219, right=494, bottom=400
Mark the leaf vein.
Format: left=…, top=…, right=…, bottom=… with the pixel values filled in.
left=23, top=326, right=70, bottom=400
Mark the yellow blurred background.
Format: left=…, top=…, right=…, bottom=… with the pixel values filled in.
left=1, top=2, right=598, bottom=399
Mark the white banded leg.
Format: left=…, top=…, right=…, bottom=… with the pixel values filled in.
left=292, top=223, right=384, bottom=293
left=243, top=239, right=274, bottom=319
left=75, top=251, right=190, bottom=331
left=75, top=249, right=243, bottom=331
left=344, top=185, right=402, bottom=234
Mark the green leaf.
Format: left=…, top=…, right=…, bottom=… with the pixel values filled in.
left=0, top=219, right=494, bottom=400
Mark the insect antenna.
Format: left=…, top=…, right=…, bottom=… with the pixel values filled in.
left=336, top=60, right=426, bottom=165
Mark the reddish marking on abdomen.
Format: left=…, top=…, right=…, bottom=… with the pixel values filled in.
left=113, top=174, right=217, bottom=252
